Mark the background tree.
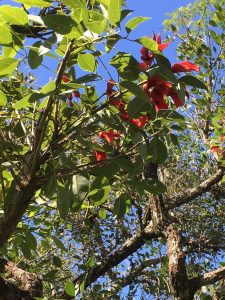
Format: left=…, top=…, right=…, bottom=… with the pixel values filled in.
left=0, top=0, right=225, bottom=300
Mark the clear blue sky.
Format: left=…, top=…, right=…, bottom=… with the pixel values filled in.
left=1, top=0, right=193, bottom=89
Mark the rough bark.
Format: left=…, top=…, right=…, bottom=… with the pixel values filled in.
left=0, top=258, right=43, bottom=298
left=0, top=177, right=41, bottom=249
left=213, top=279, right=225, bottom=300
left=167, top=224, right=193, bottom=300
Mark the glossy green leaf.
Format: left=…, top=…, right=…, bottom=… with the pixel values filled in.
left=39, top=33, right=57, bottom=56
left=57, top=182, right=70, bottom=219
left=52, top=235, right=67, bottom=252
left=21, top=242, right=31, bottom=259
left=89, top=176, right=110, bottom=206
left=80, top=0, right=88, bottom=26
left=13, top=0, right=52, bottom=7
left=125, top=17, right=150, bottom=34
left=13, top=93, right=45, bottom=110
left=110, top=52, right=139, bottom=80
left=148, top=137, right=168, bottom=164
left=120, top=81, right=150, bottom=104
left=66, top=173, right=89, bottom=203
left=127, top=96, right=153, bottom=119
left=0, top=5, right=29, bottom=26
left=157, top=109, right=185, bottom=122
left=99, top=209, right=107, bottom=219
left=0, top=24, right=12, bottom=46
left=77, top=53, right=96, bottom=72
left=25, top=232, right=37, bottom=251
left=28, top=41, right=43, bottom=70
left=53, top=256, right=62, bottom=267
left=0, top=58, right=18, bottom=76
left=147, top=63, right=177, bottom=83
left=61, top=0, right=81, bottom=9
left=105, top=34, right=121, bottom=53
left=87, top=256, right=95, bottom=268
left=66, top=281, right=76, bottom=296
left=178, top=75, right=208, bottom=90
left=210, top=29, right=221, bottom=44
left=136, top=37, right=158, bottom=51
left=108, top=0, right=121, bottom=25
left=144, top=178, right=167, bottom=194
left=132, top=132, right=147, bottom=163
left=114, top=193, right=130, bottom=219
left=42, top=15, right=83, bottom=38
left=0, top=90, right=7, bottom=106
left=37, top=176, right=57, bottom=202
left=174, top=82, right=186, bottom=105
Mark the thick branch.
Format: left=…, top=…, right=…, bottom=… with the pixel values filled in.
left=0, top=178, right=41, bottom=249
left=167, top=224, right=189, bottom=300
left=165, top=168, right=225, bottom=210
left=0, top=258, right=43, bottom=298
left=57, top=224, right=160, bottom=299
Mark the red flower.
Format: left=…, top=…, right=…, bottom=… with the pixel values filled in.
left=111, top=99, right=120, bottom=106
left=68, top=100, right=74, bottom=108
left=138, top=62, right=149, bottom=71
left=155, top=100, right=168, bottom=112
left=68, top=93, right=73, bottom=101
left=106, top=79, right=115, bottom=95
left=92, top=105, right=99, bottom=110
left=210, top=145, right=219, bottom=153
left=140, top=32, right=169, bottom=68
left=73, top=91, right=80, bottom=98
left=93, top=142, right=107, bottom=165
left=62, top=76, right=70, bottom=83
left=220, top=136, right=224, bottom=142
left=99, top=129, right=122, bottom=145
left=171, top=61, right=200, bottom=73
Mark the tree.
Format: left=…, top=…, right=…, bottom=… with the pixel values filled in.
left=0, top=0, right=225, bottom=299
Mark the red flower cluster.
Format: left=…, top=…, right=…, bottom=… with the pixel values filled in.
left=210, top=136, right=225, bottom=158
left=140, top=32, right=169, bottom=68
left=99, top=129, right=122, bottom=145
left=142, top=64, right=199, bottom=111
left=62, top=75, right=80, bottom=108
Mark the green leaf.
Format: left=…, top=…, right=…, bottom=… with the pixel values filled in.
left=113, top=158, right=134, bottom=170
left=127, top=96, right=153, bottom=119
left=110, top=52, right=139, bottom=80
left=144, top=178, right=167, bottom=194
left=28, top=41, right=43, bottom=70
left=0, top=5, right=29, bottom=26
left=0, top=58, right=18, bottom=76
left=157, top=109, right=185, bottom=122
left=136, top=37, right=158, bottom=51
left=178, top=75, right=208, bottom=90
left=174, top=82, right=186, bottom=105
left=25, top=232, right=37, bottom=251
left=114, top=193, right=130, bottom=219
left=120, top=81, right=151, bottom=104
left=77, top=53, right=96, bottom=72
left=61, top=0, right=81, bottom=10
left=147, top=64, right=177, bottom=83
left=125, top=17, right=150, bottom=34
left=66, top=281, right=75, bottom=297
left=105, top=34, right=121, bottom=53
left=99, top=209, right=107, bottom=219
left=39, top=33, right=57, bottom=56
left=42, top=15, right=83, bottom=38
left=13, top=93, right=45, bottom=110
left=13, top=0, right=52, bottom=7
left=148, top=137, right=168, bottom=164
left=40, top=81, right=56, bottom=96
left=210, top=29, right=221, bottom=44
left=87, top=256, right=95, bottom=268
left=108, top=0, right=121, bottom=25
left=53, top=256, right=62, bottom=267
left=0, top=90, right=7, bottom=106
left=0, top=24, right=12, bottom=45
left=37, top=176, right=57, bottom=202
left=151, top=50, right=171, bottom=69
left=52, top=235, right=67, bottom=252
left=80, top=0, right=89, bottom=26
left=132, top=132, right=147, bottom=163
left=57, top=182, right=70, bottom=219
left=66, top=173, right=89, bottom=203
left=89, top=176, right=110, bottom=206
left=21, top=241, right=31, bottom=259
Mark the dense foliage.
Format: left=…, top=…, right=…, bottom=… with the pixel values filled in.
left=0, top=0, right=225, bottom=299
